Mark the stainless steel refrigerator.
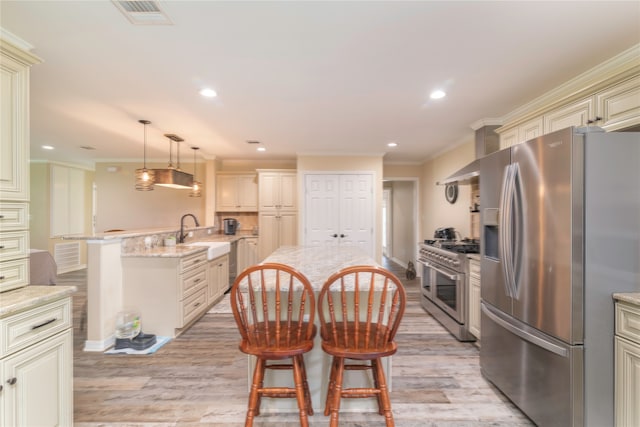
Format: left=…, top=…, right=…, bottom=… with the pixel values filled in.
left=479, top=126, right=640, bottom=427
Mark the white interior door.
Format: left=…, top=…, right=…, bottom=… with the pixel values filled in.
left=305, top=174, right=340, bottom=247
left=304, top=173, right=374, bottom=257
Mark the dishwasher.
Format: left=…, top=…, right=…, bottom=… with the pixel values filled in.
left=228, top=240, right=238, bottom=286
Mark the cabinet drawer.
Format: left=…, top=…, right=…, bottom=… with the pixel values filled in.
left=181, top=287, right=207, bottom=327
left=0, top=202, right=28, bottom=230
left=617, top=301, right=640, bottom=344
left=0, top=296, right=72, bottom=358
left=180, top=252, right=208, bottom=273
left=181, top=266, right=207, bottom=299
left=0, top=257, right=29, bottom=293
left=0, top=230, right=29, bottom=261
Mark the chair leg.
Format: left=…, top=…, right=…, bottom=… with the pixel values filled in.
left=329, top=357, right=345, bottom=427
left=246, top=358, right=265, bottom=427
left=371, top=359, right=383, bottom=415
left=324, top=356, right=339, bottom=416
left=292, top=355, right=310, bottom=427
left=374, top=357, right=394, bottom=427
left=298, top=354, right=314, bottom=416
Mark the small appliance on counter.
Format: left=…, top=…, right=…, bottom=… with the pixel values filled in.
left=223, top=218, right=239, bottom=235
left=433, top=227, right=456, bottom=240
left=114, top=310, right=156, bottom=351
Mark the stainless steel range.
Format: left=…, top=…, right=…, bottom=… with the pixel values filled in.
left=418, top=238, right=479, bottom=342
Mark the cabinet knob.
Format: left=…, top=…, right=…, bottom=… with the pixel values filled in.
left=340, top=234, right=346, bottom=238
left=7, top=377, right=17, bottom=385
left=331, top=234, right=338, bottom=238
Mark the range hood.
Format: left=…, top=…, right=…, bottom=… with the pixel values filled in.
left=437, top=158, right=482, bottom=185
left=152, top=168, right=193, bottom=189
left=437, top=123, right=501, bottom=185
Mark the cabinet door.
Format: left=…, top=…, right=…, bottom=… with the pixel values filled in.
left=258, top=173, right=280, bottom=210
left=596, top=75, right=640, bottom=131
left=258, top=212, right=280, bottom=260
left=216, top=175, right=240, bottom=211
left=0, top=53, right=30, bottom=201
left=2, top=329, right=73, bottom=427
left=237, top=175, right=258, bottom=211
left=499, top=128, right=519, bottom=149
left=245, top=238, right=258, bottom=268
left=279, top=212, right=297, bottom=247
left=616, top=336, right=640, bottom=427
left=519, top=117, right=544, bottom=143
left=468, top=277, right=481, bottom=339
left=216, top=255, right=229, bottom=295
left=544, top=97, right=593, bottom=133
left=278, top=173, right=297, bottom=210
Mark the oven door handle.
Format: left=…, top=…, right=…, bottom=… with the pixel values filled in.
left=420, top=260, right=460, bottom=281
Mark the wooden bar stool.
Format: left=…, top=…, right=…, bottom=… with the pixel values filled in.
left=318, top=265, right=406, bottom=427
left=230, top=263, right=316, bottom=427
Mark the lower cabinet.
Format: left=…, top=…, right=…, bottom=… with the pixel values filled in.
left=0, top=296, right=73, bottom=427
left=615, top=300, right=640, bottom=427
left=237, top=237, right=258, bottom=275
left=123, top=251, right=210, bottom=337
left=468, top=257, right=481, bottom=341
left=207, top=254, right=229, bottom=304
left=258, top=212, right=297, bottom=261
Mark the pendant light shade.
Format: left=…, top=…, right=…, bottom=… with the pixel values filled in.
left=153, top=134, right=194, bottom=189
left=189, top=146, right=202, bottom=197
left=135, top=119, right=155, bottom=191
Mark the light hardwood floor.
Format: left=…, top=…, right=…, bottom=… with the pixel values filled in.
left=60, top=259, right=534, bottom=426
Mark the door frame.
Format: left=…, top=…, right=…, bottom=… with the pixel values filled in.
left=383, top=177, right=420, bottom=270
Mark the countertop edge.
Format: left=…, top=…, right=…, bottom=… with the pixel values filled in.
left=613, top=292, right=640, bottom=306
left=0, top=285, right=77, bottom=318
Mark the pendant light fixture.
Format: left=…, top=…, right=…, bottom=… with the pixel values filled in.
left=189, top=146, right=202, bottom=197
left=135, top=119, right=155, bottom=191
left=152, top=134, right=194, bottom=189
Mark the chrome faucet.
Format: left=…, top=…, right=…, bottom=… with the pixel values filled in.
left=179, top=213, right=200, bottom=243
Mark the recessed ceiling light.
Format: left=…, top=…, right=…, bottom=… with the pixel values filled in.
left=387, top=142, right=398, bottom=148
left=257, top=147, right=266, bottom=152
left=200, top=88, right=217, bottom=98
left=42, top=145, right=54, bottom=150
left=430, top=90, right=446, bottom=99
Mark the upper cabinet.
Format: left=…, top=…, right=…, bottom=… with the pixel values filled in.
left=0, top=39, right=41, bottom=201
left=216, top=173, right=258, bottom=212
left=1, top=36, right=40, bottom=293
left=258, top=170, right=297, bottom=211
left=498, top=46, right=640, bottom=149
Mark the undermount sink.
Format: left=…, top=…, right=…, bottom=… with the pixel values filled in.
left=185, top=241, right=230, bottom=260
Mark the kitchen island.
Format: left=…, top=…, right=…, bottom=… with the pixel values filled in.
left=244, top=245, right=387, bottom=413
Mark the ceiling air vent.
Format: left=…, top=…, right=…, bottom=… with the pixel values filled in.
left=112, top=1, right=172, bottom=25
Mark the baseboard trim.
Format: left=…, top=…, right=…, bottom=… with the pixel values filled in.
left=84, top=336, right=114, bottom=352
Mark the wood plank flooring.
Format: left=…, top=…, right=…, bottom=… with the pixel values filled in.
left=60, top=259, right=534, bottom=426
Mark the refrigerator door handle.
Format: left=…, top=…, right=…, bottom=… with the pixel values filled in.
left=481, top=302, right=568, bottom=358
left=511, top=163, right=525, bottom=298
left=499, top=164, right=516, bottom=298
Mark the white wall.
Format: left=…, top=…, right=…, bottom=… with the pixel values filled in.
left=421, top=138, right=475, bottom=240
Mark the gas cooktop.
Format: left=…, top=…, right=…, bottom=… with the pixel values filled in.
left=423, top=239, right=480, bottom=254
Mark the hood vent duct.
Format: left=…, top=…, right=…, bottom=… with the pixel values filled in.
left=153, top=133, right=194, bottom=189
left=438, top=124, right=500, bottom=185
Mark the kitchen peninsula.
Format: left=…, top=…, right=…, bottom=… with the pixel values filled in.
left=243, top=245, right=388, bottom=413
left=63, top=227, right=255, bottom=351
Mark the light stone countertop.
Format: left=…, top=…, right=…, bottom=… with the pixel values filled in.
left=262, top=245, right=379, bottom=292
left=613, top=293, right=640, bottom=306
left=121, top=231, right=258, bottom=258
left=0, top=285, right=77, bottom=318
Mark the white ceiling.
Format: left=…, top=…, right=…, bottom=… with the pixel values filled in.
left=1, top=1, right=639, bottom=167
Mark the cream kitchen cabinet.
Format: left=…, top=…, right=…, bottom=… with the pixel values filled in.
left=615, top=298, right=640, bottom=427
left=216, top=173, right=258, bottom=212
left=499, top=65, right=640, bottom=149
left=258, top=170, right=297, bottom=211
left=207, top=253, right=229, bottom=304
left=122, top=250, right=210, bottom=338
left=258, top=212, right=297, bottom=261
left=1, top=37, right=40, bottom=293
left=0, top=293, right=74, bottom=427
left=237, top=237, right=258, bottom=274
left=468, top=257, right=481, bottom=341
